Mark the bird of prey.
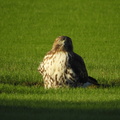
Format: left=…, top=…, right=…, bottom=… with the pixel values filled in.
left=38, top=36, right=99, bottom=89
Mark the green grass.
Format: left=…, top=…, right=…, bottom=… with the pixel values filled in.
left=0, top=0, right=120, bottom=120
left=0, top=84, right=120, bottom=120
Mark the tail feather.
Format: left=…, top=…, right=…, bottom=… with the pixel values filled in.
left=88, top=76, right=110, bottom=88
left=88, top=76, right=100, bottom=86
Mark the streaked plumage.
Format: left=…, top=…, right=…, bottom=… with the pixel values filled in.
left=38, top=36, right=99, bottom=89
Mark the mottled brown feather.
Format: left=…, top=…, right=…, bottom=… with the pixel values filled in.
left=38, top=36, right=97, bottom=88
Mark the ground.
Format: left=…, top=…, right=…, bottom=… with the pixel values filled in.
left=0, top=0, right=120, bottom=120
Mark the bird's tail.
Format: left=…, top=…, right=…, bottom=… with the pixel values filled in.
left=83, top=76, right=110, bottom=88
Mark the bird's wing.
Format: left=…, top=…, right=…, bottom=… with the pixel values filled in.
left=68, top=52, right=89, bottom=83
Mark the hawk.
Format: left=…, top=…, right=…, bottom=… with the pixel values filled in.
left=38, top=36, right=99, bottom=89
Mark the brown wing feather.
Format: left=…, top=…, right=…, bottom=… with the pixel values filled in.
left=68, top=52, right=89, bottom=83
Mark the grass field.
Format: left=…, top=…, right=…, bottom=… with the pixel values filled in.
left=0, top=0, right=120, bottom=120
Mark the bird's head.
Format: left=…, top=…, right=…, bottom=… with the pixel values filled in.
left=52, top=36, right=73, bottom=52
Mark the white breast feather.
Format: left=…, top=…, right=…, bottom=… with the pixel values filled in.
left=38, top=52, right=77, bottom=88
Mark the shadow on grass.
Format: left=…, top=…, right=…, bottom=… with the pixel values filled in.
left=0, top=74, right=120, bottom=88
left=0, top=99, right=120, bottom=120
left=0, top=74, right=44, bottom=87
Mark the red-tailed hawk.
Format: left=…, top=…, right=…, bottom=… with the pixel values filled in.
left=38, top=36, right=99, bottom=89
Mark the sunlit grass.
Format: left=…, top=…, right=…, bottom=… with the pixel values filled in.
left=0, top=84, right=120, bottom=109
